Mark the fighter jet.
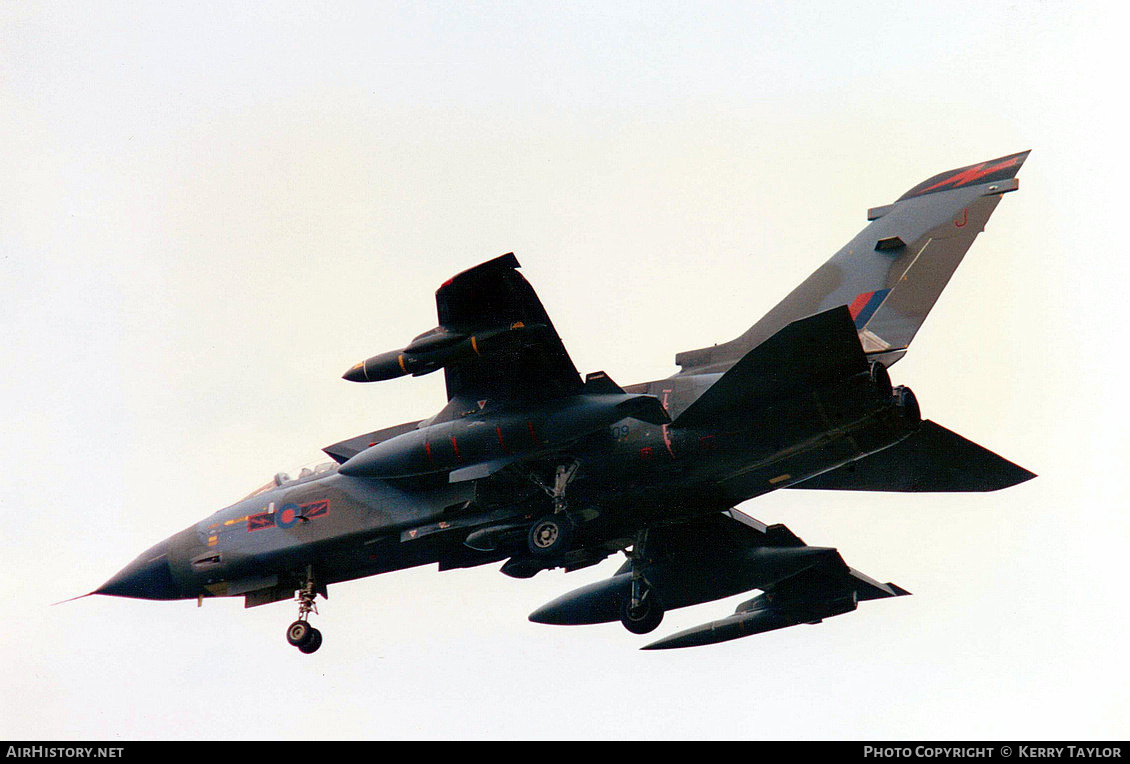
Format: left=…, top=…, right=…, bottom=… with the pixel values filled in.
left=90, top=152, right=1035, bottom=652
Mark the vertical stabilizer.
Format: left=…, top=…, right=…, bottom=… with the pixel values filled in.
left=676, top=151, right=1029, bottom=374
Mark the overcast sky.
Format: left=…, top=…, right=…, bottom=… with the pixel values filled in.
left=3, top=1, right=1127, bottom=740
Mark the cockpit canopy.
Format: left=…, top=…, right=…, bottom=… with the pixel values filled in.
left=241, top=459, right=337, bottom=501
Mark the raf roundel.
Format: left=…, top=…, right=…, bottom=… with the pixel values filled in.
left=274, top=503, right=302, bottom=529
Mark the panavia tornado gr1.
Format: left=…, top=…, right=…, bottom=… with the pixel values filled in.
left=90, top=152, right=1035, bottom=653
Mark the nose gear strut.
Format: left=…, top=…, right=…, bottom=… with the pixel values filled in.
left=285, top=565, right=324, bottom=654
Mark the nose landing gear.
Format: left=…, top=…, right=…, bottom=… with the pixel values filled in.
left=286, top=565, right=323, bottom=654
left=286, top=619, right=322, bottom=653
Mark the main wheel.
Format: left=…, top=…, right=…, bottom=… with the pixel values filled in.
left=527, top=514, right=575, bottom=558
left=298, top=627, right=323, bottom=654
left=286, top=619, right=314, bottom=647
left=620, top=592, right=664, bottom=635
left=894, top=385, right=921, bottom=423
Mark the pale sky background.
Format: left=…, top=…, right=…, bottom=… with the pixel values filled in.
left=3, top=1, right=1127, bottom=741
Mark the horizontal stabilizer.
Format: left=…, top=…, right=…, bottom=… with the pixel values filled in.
left=848, top=567, right=912, bottom=601
left=673, top=306, right=868, bottom=428
left=789, top=420, right=1035, bottom=492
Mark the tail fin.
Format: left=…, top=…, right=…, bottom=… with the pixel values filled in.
left=676, top=151, right=1030, bottom=374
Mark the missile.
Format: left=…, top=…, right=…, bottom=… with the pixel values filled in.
left=640, top=607, right=804, bottom=650
left=640, top=590, right=856, bottom=650
left=642, top=579, right=906, bottom=649
left=342, top=322, right=549, bottom=383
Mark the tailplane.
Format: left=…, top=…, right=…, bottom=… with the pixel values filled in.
left=788, top=419, right=1035, bottom=492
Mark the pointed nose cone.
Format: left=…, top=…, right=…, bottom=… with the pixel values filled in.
left=95, top=540, right=181, bottom=600
left=342, top=362, right=369, bottom=383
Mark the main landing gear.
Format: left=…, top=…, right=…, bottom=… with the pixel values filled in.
left=526, top=461, right=580, bottom=558
left=527, top=513, right=576, bottom=557
left=620, top=531, right=664, bottom=635
left=286, top=565, right=323, bottom=654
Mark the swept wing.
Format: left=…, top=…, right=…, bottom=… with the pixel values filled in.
left=436, top=252, right=583, bottom=405
left=530, top=508, right=908, bottom=648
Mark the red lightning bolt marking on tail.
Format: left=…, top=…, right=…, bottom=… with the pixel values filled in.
left=919, top=156, right=1020, bottom=194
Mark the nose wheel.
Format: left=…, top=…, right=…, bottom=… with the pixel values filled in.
left=286, top=619, right=323, bottom=653
left=286, top=565, right=324, bottom=654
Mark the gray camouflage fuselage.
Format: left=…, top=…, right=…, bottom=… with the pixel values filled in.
left=103, top=361, right=907, bottom=604
left=94, top=151, right=1035, bottom=650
